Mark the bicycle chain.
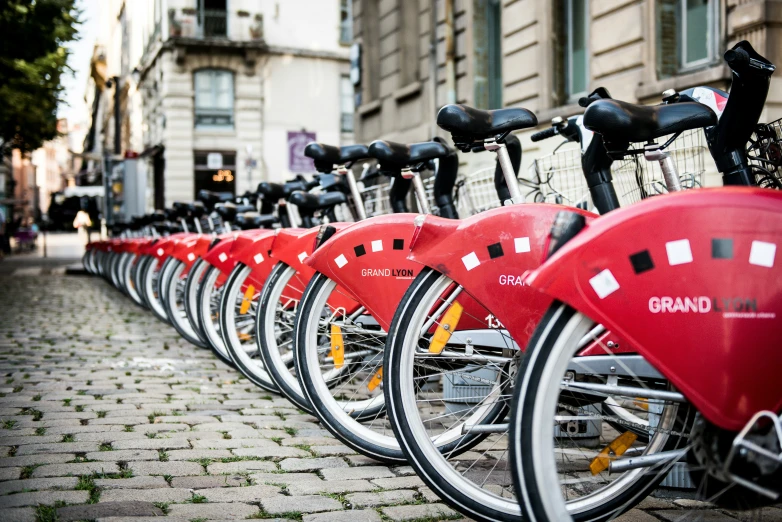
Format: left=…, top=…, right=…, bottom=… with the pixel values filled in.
left=557, top=402, right=691, bottom=438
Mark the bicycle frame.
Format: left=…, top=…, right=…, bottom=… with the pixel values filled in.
left=523, top=187, right=782, bottom=431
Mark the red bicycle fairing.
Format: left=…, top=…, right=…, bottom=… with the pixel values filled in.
left=524, top=187, right=782, bottom=431
left=305, top=214, right=422, bottom=331
left=408, top=204, right=595, bottom=348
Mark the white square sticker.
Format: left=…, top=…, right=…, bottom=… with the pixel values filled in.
left=156, top=248, right=164, bottom=256
left=218, top=252, right=228, bottom=263
left=187, top=253, right=195, bottom=262
left=253, top=253, right=264, bottom=265
left=298, top=252, right=308, bottom=263
left=515, top=237, right=531, bottom=253
left=589, top=269, right=620, bottom=299
left=462, top=252, right=480, bottom=271
left=749, top=240, right=776, bottom=268
left=335, top=254, right=348, bottom=268
left=371, top=240, right=383, bottom=252
left=665, top=239, right=693, bottom=266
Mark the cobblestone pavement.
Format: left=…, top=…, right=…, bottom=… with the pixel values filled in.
left=0, top=269, right=779, bottom=521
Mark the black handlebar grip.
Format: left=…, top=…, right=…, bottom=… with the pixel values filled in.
left=725, top=48, right=749, bottom=67
left=531, top=127, right=559, bottom=142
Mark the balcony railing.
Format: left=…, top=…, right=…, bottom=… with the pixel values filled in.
left=196, top=10, right=227, bottom=38
left=169, top=8, right=263, bottom=42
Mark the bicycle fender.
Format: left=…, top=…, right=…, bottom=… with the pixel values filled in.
left=305, top=214, right=422, bottom=330
left=524, top=187, right=782, bottom=431
left=409, top=204, right=595, bottom=348
left=271, top=224, right=359, bottom=312
left=230, top=229, right=279, bottom=288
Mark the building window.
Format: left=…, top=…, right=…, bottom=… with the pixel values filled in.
left=657, top=0, right=719, bottom=78
left=197, top=0, right=227, bottom=38
left=340, top=0, right=352, bottom=44
left=194, top=70, right=234, bottom=128
left=474, top=0, right=502, bottom=109
left=194, top=151, right=236, bottom=197
left=362, top=0, right=380, bottom=102
left=399, top=0, right=420, bottom=87
left=340, top=76, right=355, bottom=132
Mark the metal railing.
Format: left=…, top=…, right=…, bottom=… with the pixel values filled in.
left=196, top=9, right=227, bottom=39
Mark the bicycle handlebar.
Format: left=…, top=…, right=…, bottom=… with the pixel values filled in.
left=531, top=127, right=559, bottom=142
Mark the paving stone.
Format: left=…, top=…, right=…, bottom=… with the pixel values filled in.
left=262, top=494, right=343, bottom=514
left=206, top=460, right=278, bottom=474
left=99, top=487, right=193, bottom=503
left=110, top=437, right=191, bottom=450
left=94, top=476, right=170, bottom=489
left=382, top=503, right=458, bottom=521
left=279, top=457, right=350, bottom=472
left=250, top=472, right=324, bottom=485
left=232, top=446, right=310, bottom=459
left=0, top=467, right=21, bottom=481
left=311, top=444, right=359, bottom=457
left=303, top=509, right=382, bottom=522
left=127, top=461, right=203, bottom=476
left=167, top=502, right=262, bottom=519
left=418, top=486, right=440, bottom=503
left=154, top=415, right=216, bottom=424
left=654, top=510, right=735, bottom=521
left=192, top=422, right=251, bottom=431
left=345, top=490, right=418, bottom=508
left=288, top=479, right=378, bottom=496
left=171, top=474, right=247, bottom=488
left=85, top=449, right=159, bottom=461
left=32, top=461, right=119, bottom=478
left=56, top=501, right=164, bottom=521
left=0, top=453, right=75, bottom=468
left=0, top=477, right=78, bottom=496
left=615, top=509, right=662, bottom=522
left=371, top=476, right=426, bottom=489
left=0, top=507, right=36, bottom=522
left=345, top=454, right=386, bottom=466
left=190, top=438, right=280, bottom=449
left=0, top=489, right=89, bottom=507
left=195, top=484, right=281, bottom=502
left=320, top=465, right=395, bottom=481
left=164, top=449, right=232, bottom=461
left=95, top=518, right=190, bottom=522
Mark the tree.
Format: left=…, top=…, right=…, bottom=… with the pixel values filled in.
left=0, top=0, right=80, bottom=154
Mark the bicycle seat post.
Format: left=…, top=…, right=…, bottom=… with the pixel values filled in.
left=401, top=167, right=431, bottom=215
left=643, top=144, right=682, bottom=192
left=337, top=164, right=368, bottom=221
left=484, top=140, right=523, bottom=205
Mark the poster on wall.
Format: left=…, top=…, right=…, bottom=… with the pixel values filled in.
left=288, top=131, right=316, bottom=173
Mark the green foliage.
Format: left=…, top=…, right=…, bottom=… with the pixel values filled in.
left=0, top=0, right=81, bottom=153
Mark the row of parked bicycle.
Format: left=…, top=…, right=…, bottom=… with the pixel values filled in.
left=83, top=41, right=781, bottom=522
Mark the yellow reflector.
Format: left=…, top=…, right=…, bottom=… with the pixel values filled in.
left=329, top=325, right=344, bottom=369
left=238, top=332, right=252, bottom=342
left=428, top=301, right=463, bottom=354
left=368, top=367, right=383, bottom=392
left=239, top=285, right=255, bottom=315
left=633, top=398, right=650, bottom=411
left=589, top=431, right=638, bottom=475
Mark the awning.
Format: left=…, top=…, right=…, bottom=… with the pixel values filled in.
left=63, top=186, right=105, bottom=198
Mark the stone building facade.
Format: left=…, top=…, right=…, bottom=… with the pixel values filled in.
left=351, top=0, right=782, bottom=177
left=95, top=0, right=354, bottom=209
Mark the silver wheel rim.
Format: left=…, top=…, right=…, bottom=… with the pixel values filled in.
left=200, top=266, right=228, bottom=357
left=166, top=262, right=202, bottom=341
left=301, top=276, right=396, bottom=451
left=223, top=265, right=272, bottom=384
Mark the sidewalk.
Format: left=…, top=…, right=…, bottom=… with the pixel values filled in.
left=0, top=271, right=776, bottom=521
left=0, top=232, right=86, bottom=276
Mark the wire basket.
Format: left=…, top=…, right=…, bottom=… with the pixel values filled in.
left=747, top=118, right=782, bottom=189
left=528, top=129, right=708, bottom=211
left=526, top=147, right=591, bottom=208
left=359, top=178, right=393, bottom=217
left=454, top=167, right=504, bottom=217
left=612, top=129, right=707, bottom=205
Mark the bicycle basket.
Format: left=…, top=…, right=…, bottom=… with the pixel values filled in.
left=359, top=178, right=393, bottom=218
left=529, top=147, right=591, bottom=209
left=454, top=166, right=504, bottom=217
left=611, top=129, right=707, bottom=206
left=747, top=118, right=782, bottom=189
